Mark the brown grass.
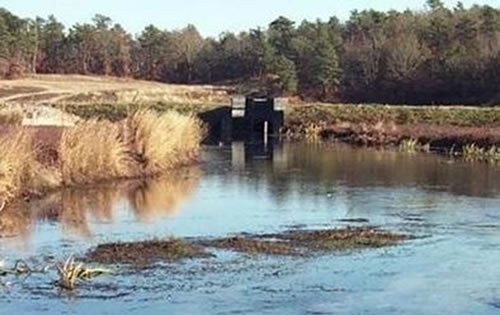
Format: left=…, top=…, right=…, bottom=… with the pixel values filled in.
left=0, top=130, right=60, bottom=205
left=127, top=110, right=204, bottom=175
left=0, top=110, right=204, bottom=209
left=59, top=120, right=135, bottom=185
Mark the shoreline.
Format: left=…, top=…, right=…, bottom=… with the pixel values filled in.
left=0, top=110, right=204, bottom=209
left=283, top=104, right=500, bottom=159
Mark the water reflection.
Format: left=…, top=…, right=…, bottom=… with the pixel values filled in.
left=127, top=169, right=199, bottom=221
left=0, top=168, right=200, bottom=239
left=215, top=142, right=500, bottom=199
left=1, top=143, right=500, bottom=243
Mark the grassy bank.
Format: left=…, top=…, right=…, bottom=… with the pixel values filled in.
left=51, top=102, right=221, bottom=122
left=0, top=110, right=204, bottom=208
left=284, top=104, right=500, bottom=156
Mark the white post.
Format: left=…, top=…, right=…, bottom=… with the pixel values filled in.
left=263, top=121, right=269, bottom=146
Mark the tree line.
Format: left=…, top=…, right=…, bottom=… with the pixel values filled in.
left=1, top=0, right=500, bottom=104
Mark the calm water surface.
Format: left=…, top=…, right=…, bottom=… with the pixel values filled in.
left=1, top=143, right=500, bottom=315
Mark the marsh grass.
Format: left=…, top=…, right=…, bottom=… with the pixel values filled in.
left=127, top=110, right=204, bottom=175
left=462, top=143, right=500, bottom=161
left=0, top=130, right=60, bottom=204
left=60, top=120, right=135, bottom=185
left=304, top=123, right=322, bottom=143
left=0, top=110, right=204, bottom=209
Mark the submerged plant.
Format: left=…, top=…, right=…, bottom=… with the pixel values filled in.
left=56, top=256, right=111, bottom=290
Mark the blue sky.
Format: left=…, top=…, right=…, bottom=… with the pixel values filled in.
left=1, top=0, right=500, bottom=37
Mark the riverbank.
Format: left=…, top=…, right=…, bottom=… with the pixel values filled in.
left=0, top=110, right=204, bottom=209
left=6, top=101, right=500, bottom=159
left=284, top=104, right=500, bottom=158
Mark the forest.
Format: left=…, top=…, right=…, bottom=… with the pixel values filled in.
left=1, top=0, right=500, bottom=104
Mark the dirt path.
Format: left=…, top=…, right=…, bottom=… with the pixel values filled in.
left=0, top=74, right=231, bottom=106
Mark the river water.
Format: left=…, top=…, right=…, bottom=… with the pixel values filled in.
left=1, top=143, right=500, bottom=315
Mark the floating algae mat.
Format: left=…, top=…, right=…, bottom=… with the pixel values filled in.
left=84, top=227, right=411, bottom=265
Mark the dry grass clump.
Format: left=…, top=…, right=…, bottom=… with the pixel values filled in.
left=56, top=256, right=111, bottom=290
left=127, top=110, right=204, bottom=175
left=59, top=119, right=136, bottom=185
left=0, top=130, right=33, bottom=203
left=0, top=130, right=60, bottom=205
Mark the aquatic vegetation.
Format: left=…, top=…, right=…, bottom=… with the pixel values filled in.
left=0, top=257, right=111, bottom=290
left=56, top=256, right=111, bottom=290
left=462, top=143, right=500, bottom=162
left=304, top=123, right=323, bottom=143
left=462, top=143, right=484, bottom=160
left=204, top=227, right=409, bottom=255
left=284, top=104, right=500, bottom=151
left=272, top=227, right=410, bottom=251
left=287, top=104, right=500, bottom=128
left=196, top=227, right=410, bottom=256
left=199, top=237, right=301, bottom=256
left=399, top=138, right=419, bottom=153
left=85, top=238, right=209, bottom=265
left=90, top=227, right=409, bottom=260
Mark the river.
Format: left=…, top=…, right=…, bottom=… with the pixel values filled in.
left=0, top=143, right=499, bottom=314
